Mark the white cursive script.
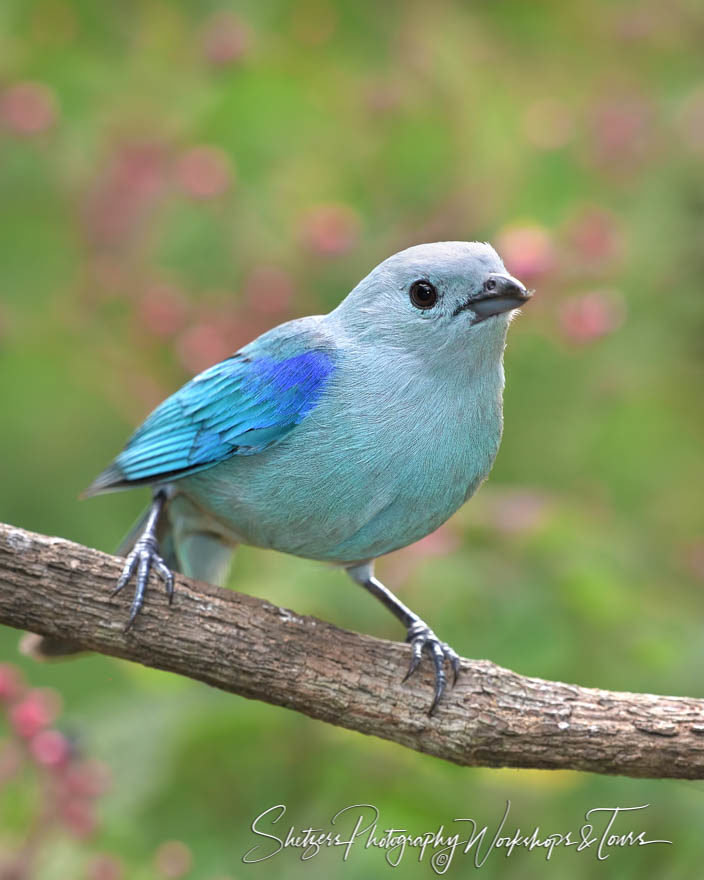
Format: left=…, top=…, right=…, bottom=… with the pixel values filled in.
left=242, top=801, right=671, bottom=872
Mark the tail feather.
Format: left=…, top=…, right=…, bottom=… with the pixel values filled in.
left=81, top=463, right=128, bottom=498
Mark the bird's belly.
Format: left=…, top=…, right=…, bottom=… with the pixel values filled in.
left=179, top=415, right=499, bottom=565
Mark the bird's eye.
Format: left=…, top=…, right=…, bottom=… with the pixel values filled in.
left=484, top=278, right=497, bottom=292
left=409, top=280, right=438, bottom=310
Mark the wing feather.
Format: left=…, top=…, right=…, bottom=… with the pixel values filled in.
left=85, top=326, right=336, bottom=494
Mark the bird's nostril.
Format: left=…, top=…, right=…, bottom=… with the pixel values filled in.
left=488, top=275, right=528, bottom=298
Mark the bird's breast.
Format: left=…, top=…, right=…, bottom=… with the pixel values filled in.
left=181, top=355, right=505, bottom=563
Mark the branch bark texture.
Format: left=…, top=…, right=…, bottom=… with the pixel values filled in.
left=1, top=521, right=703, bottom=779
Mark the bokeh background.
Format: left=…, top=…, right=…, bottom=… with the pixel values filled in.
left=1, top=0, right=704, bottom=877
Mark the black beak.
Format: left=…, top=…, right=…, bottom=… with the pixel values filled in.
left=453, top=273, right=532, bottom=321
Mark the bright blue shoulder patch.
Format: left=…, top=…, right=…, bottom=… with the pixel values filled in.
left=97, top=346, right=336, bottom=488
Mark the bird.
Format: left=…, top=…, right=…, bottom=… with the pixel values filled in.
left=84, top=241, right=531, bottom=713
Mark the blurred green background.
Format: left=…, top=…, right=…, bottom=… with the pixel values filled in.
left=1, top=0, right=704, bottom=877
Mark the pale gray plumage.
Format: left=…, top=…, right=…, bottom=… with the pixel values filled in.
left=86, top=240, right=531, bottom=712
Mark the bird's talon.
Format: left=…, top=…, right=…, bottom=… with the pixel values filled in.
left=112, top=538, right=174, bottom=627
left=402, top=650, right=422, bottom=683
left=112, top=555, right=137, bottom=597
left=403, top=621, right=460, bottom=712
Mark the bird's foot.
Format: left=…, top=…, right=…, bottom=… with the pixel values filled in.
left=403, top=620, right=460, bottom=715
left=112, top=534, right=174, bottom=631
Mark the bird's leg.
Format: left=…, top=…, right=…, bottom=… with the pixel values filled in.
left=346, top=563, right=460, bottom=715
left=112, top=490, right=174, bottom=631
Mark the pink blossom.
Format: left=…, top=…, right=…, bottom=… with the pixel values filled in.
left=680, top=541, right=704, bottom=582
left=588, top=95, right=654, bottom=168
left=0, top=664, right=24, bottom=702
left=176, top=321, right=234, bottom=374
left=0, top=81, right=58, bottom=134
left=301, top=203, right=360, bottom=257
left=484, top=489, right=552, bottom=536
left=612, top=6, right=679, bottom=46
left=365, top=81, right=403, bottom=115
left=0, top=740, right=23, bottom=783
left=85, top=256, right=129, bottom=301
left=243, top=266, right=295, bottom=316
left=85, top=854, right=125, bottom=880
left=201, top=12, right=250, bottom=66
left=495, top=224, right=556, bottom=281
left=137, top=283, right=189, bottom=337
left=29, top=729, right=72, bottom=768
left=8, top=689, right=61, bottom=739
left=154, top=841, right=193, bottom=879
left=61, top=799, right=98, bottom=839
left=559, top=290, right=626, bottom=345
left=61, top=759, right=112, bottom=798
left=85, top=142, right=167, bottom=247
left=405, top=526, right=460, bottom=559
left=384, top=524, right=460, bottom=583
left=565, top=207, right=625, bottom=269
left=175, top=146, right=232, bottom=199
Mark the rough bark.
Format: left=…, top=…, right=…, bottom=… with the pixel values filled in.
left=1, top=521, right=703, bottom=779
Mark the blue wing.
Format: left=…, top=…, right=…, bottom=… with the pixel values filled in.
left=87, top=324, right=337, bottom=493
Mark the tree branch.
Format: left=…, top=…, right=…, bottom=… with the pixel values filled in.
left=1, top=521, right=703, bottom=779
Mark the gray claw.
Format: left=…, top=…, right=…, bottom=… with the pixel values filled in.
left=113, top=536, right=174, bottom=630
left=112, top=553, right=138, bottom=597
left=404, top=620, right=460, bottom=714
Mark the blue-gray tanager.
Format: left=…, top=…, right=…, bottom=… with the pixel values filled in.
left=86, top=241, right=531, bottom=711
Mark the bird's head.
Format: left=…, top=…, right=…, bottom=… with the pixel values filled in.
left=331, top=241, right=532, bottom=360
